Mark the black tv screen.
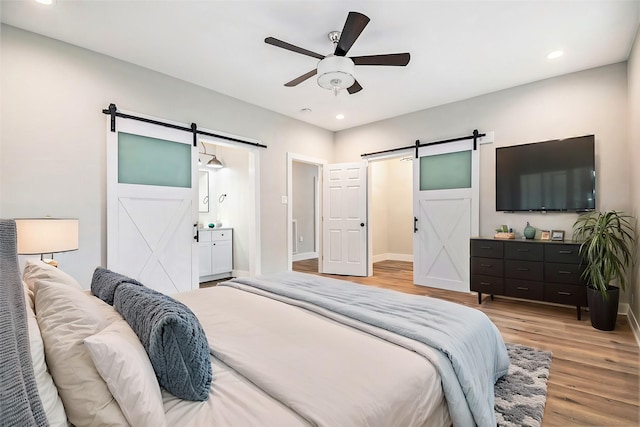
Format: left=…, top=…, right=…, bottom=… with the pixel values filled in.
left=496, top=135, right=596, bottom=212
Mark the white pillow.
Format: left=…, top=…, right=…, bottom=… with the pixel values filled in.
left=23, top=259, right=82, bottom=294
left=85, top=320, right=168, bottom=427
left=34, top=279, right=129, bottom=426
left=22, top=284, right=68, bottom=427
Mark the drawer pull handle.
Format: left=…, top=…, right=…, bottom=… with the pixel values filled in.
left=516, top=268, right=529, bottom=271
left=558, top=291, right=572, bottom=296
left=516, top=287, right=529, bottom=291
left=558, top=250, right=573, bottom=254
left=480, top=246, right=492, bottom=250
left=480, top=282, right=491, bottom=286
left=517, top=249, right=530, bottom=252
left=480, top=264, right=492, bottom=268
left=558, top=271, right=572, bottom=275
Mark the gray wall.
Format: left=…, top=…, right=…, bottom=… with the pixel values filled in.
left=628, top=26, right=640, bottom=325
left=0, top=25, right=334, bottom=285
left=292, top=161, right=317, bottom=255
left=336, top=63, right=631, bottom=302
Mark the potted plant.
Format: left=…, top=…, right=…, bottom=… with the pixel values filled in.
left=573, top=210, right=635, bottom=331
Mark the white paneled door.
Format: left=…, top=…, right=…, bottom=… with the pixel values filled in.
left=106, top=116, right=198, bottom=294
left=413, top=139, right=480, bottom=292
left=322, top=162, right=368, bottom=276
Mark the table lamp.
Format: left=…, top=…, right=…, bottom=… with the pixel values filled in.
left=15, top=218, right=79, bottom=267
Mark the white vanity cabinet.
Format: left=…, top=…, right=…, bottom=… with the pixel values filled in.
left=198, top=228, right=233, bottom=282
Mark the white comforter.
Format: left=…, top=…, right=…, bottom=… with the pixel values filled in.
left=169, top=285, right=451, bottom=427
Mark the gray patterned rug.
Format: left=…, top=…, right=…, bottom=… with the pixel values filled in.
left=495, top=343, right=553, bottom=427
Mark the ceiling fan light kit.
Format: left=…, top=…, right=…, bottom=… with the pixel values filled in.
left=317, top=55, right=355, bottom=95
left=265, top=11, right=410, bottom=96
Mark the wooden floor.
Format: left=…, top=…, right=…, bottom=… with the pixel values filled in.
left=293, top=259, right=640, bottom=427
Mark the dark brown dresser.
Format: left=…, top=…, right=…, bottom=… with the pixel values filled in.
left=470, top=237, right=587, bottom=319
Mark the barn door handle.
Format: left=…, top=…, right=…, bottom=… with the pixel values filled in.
left=193, top=223, right=199, bottom=242
left=414, top=217, right=418, bottom=233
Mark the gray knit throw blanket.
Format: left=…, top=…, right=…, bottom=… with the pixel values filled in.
left=0, top=219, right=48, bottom=426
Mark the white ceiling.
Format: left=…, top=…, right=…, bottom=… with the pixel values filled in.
left=2, top=1, right=639, bottom=132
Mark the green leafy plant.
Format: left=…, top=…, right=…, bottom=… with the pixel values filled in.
left=573, top=210, right=635, bottom=297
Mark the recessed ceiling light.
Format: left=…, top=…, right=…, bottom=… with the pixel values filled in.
left=336, top=114, right=345, bottom=120
left=35, top=0, right=55, bottom=5
left=547, top=50, right=563, bottom=60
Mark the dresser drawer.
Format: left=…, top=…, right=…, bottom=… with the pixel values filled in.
left=199, top=230, right=212, bottom=242
left=471, top=274, right=504, bottom=294
left=504, top=279, right=544, bottom=301
left=545, top=244, right=582, bottom=264
left=544, top=283, right=587, bottom=306
left=211, top=229, right=232, bottom=242
left=470, top=240, right=503, bottom=259
left=545, top=262, right=585, bottom=285
left=504, top=260, right=543, bottom=281
left=471, top=257, right=504, bottom=277
left=504, top=242, right=543, bottom=261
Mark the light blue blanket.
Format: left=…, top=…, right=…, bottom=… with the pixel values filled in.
left=223, top=272, right=509, bottom=427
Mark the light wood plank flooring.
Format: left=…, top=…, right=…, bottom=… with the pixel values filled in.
left=293, top=259, right=640, bottom=427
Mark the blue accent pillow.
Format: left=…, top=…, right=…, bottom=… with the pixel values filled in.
left=113, top=283, right=212, bottom=401
left=91, top=267, right=143, bottom=306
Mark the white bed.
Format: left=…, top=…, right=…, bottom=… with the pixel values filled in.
left=0, top=219, right=508, bottom=427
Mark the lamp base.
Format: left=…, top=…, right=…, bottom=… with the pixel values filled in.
left=42, top=259, right=59, bottom=268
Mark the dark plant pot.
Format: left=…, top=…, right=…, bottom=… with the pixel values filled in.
left=587, top=286, right=620, bottom=331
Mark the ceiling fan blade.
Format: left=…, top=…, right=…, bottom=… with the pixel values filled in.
left=265, top=37, right=324, bottom=60
left=284, top=69, right=318, bottom=87
left=351, top=53, right=411, bottom=66
left=347, top=80, right=363, bottom=94
left=334, top=11, right=370, bottom=57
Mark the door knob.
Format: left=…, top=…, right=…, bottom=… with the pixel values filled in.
left=360, top=223, right=365, bottom=227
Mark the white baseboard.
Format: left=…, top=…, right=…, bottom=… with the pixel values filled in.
left=372, top=253, right=414, bottom=263
left=619, top=302, right=629, bottom=315
left=626, top=306, right=640, bottom=348
left=292, top=252, right=318, bottom=262
left=232, top=269, right=250, bottom=278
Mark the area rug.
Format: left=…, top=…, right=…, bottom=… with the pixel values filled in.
left=494, top=343, right=553, bottom=427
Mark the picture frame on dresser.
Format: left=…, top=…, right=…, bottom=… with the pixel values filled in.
left=551, top=230, right=565, bottom=241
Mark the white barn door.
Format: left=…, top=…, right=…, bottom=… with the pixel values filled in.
left=322, top=162, right=368, bottom=276
left=413, top=139, right=480, bottom=292
left=107, top=117, right=197, bottom=294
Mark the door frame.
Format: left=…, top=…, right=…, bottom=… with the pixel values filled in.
left=363, top=149, right=414, bottom=277
left=199, top=135, right=262, bottom=277
left=287, top=152, right=326, bottom=272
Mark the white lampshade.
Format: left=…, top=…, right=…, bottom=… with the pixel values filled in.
left=317, top=55, right=355, bottom=92
left=15, top=218, right=79, bottom=255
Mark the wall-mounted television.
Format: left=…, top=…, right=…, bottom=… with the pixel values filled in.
left=496, top=135, right=595, bottom=212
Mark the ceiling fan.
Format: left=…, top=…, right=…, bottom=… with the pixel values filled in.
left=265, top=11, right=410, bottom=95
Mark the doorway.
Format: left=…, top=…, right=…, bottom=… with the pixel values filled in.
left=369, top=156, right=414, bottom=265
left=198, top=138, right=260, bottom=278
left=287, top=153, right=324, bottom=272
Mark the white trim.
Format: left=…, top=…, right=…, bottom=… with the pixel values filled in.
left=232, top=269, right=251, bottom=278
left=286, top=153, right=327, bottom=273
left=626, top=306, right=640, bottom=348
left=372, top=253, right=414, bottom=263
left=292, top=252, right=318, bottom=262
